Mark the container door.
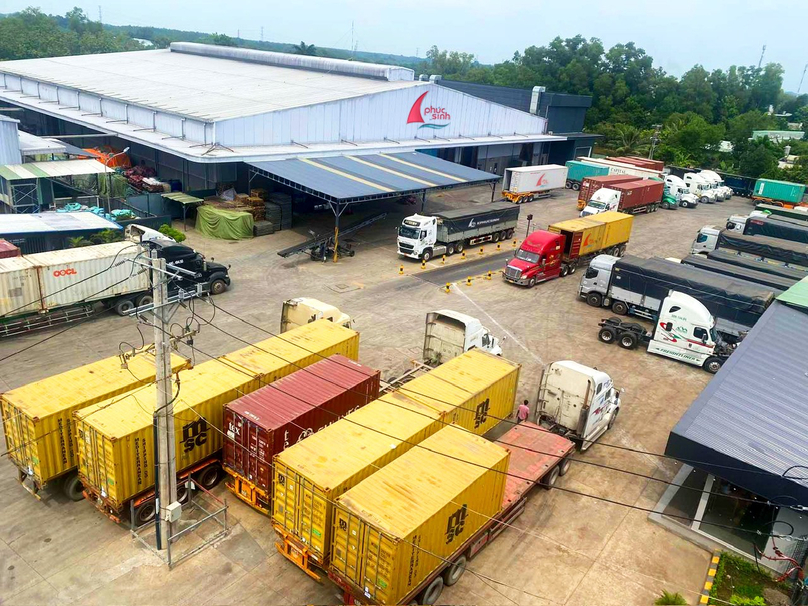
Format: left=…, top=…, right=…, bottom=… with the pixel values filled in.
left=272, top=464, right=297, bottom=531
left=332, top=508, right=366, bottom=589
left=567, top=231, right=581, bottom=257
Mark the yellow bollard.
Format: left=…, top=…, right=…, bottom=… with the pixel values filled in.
left=420, top=259, right=426, bottom=270
left=442, top=254, right=446, bottom=265
left=512, top=239, right=517, bottom=248
left=461, top=251, right=466, bottom=260
left=399, top=264, right=404, bottom=275
left=486, top=270, right=492, bottom=280
left=497, top=243, right=501, bottom=252
left=479, top=247, right=484, bottom=256
left=445, top=282, right=451, bottom=294
left=466, top=276, right=472, bottom=286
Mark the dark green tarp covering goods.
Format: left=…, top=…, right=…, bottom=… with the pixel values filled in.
left=195, top=205, right=254, bottom=240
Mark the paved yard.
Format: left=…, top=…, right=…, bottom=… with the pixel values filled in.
left=0, top=186, right=754, bottom=605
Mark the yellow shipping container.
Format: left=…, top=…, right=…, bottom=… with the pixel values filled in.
left=1, top=352, right=191, bottom=494
left=272, top=349, right=519, bottom=573
left=330, top=425, right=509, bottom=605
left=75, top=320, right=359, bottom=514
left=593, top=210, right=634, bottom=249
left=549, top=211, right=633, bottom=258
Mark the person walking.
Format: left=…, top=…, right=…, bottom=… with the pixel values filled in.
left=517, top=399, right=530, bottom=424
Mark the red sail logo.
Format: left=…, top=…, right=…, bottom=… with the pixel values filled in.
left=407, top=91, right=450, bottom=130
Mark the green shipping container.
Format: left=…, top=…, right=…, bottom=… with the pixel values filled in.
left=754, top=179, right=806, bottom=204
left=565, top=160, right=609, bottom=183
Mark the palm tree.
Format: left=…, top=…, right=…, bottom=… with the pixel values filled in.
left=293, top=41, right=317, bottom=56
left=614, top=125, right=643, bottom=154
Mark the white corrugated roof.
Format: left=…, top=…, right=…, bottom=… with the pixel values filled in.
left=0, top=159, right=112, bottom=180
left=18, top=131, right=66, bottom=155
left=0, top=211, right=120, bottom=235
left=0, top=48, right=422, bottom=122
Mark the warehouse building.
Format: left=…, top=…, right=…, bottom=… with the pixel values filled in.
left=655, top=280, right=808, bottom=573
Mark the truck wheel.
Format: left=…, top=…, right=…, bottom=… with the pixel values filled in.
left=492, top=232, right=500, bottom=243
left=506, top=229, right=514, bottom=239
left=500, top=230, right=508, bottom=241
left=455, top=241, right=464, bottom=254
left=572, top=182, right=581, bottom=191
left=176, top=481, right=190, bottom=504
left=114, top=298, right=135, bottom=316
left=700, top=196, right=709, bottom=204
left=542, top=466, right=560, bottom=490
left=703, top=356, right=724, bottom=374
left=421, top=248, right=433, bottom=262
left=135, top=499, right=156, bottom=526
left=618, top=332, right=638, bottom=349
left=560, top=265, right=569, bottom=277
left=569, top=264, right=577, bottom=274
left=135, top=293, right=153, bottom=308
left=598, top=327, right=617, bottom=344
left=443, top=555, right=468, bottom=586
left=611, top=301, right=628, bottom=315
left=586, top=293, right=603, bottom=307
left=608, top=408, right=619, bottom=430
left=209, top=278, right=227, bottom=296
left=195, top=465, right=222, bottom=490
left=447, top=244, right=455, bottom=255
left=558, top=458, right=572, bottom=476
left=63, top=473, right=84, bottom=502
left=566, top=181, right=572, bottom=189
left=420, top=575, right=445, bottom=605
left=528, top=277, right=536, bottom=288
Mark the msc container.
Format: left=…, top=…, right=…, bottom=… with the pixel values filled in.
left=75, top=320, right=360, bottom=518
left=0, top=256, right=41, bottom=316
left=753, top=179, right=806, bottom=205
left=503, top=164, right=568, bottom=194
left=577, top=174, right=637, bottom=209
left=272, top=349, right=520, bottom=572
left=223, top=355, right=380, bottom=514
left=28, top=242, right=149, bottom=310
left=329, top=425, right=509, bottom=605
left=1, top=352, right=191, bottom=497
left=610, top=180, right=664, bottom=212
left=549, top=211, right=634, bottom=259
left=565, top=160, right=608, bottom=187
left=0, top=239, right=20, bottom=258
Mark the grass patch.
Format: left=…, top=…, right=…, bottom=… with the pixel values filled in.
left=709, top=552, right=789, bottom=605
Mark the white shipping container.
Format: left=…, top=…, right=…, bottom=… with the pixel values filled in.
left=0, top=257, right=42, bottom=317
left=504, top=164, right=568, bottom=194
left=29, top=242, right=149, bottom=310
left=578, top=157, right=662, bottom=180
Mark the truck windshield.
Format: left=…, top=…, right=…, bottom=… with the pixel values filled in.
left=515, top=249, right=540, bottom=264
left=399, top=225, right=420, bottom=239
left=696, top=233, right=709, bottom=243
left=588, top=200, right=607, bottom=210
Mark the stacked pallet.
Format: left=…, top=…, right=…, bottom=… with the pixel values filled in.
left=269, top=193, right=293, bottom=230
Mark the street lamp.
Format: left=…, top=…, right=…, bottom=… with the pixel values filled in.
left=526, top=213, right=533, bottom=239
left=105, top=147, right=130, bottom=214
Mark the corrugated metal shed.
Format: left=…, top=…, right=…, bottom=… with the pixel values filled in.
left=249, top=152, right=499, bottom=202
left=0, top=211, right=121, bottom=236
left=665, top=279, right=808, bottom=503
left=17, top=131, right=66, bottom=155
left=0, top=114, right=22, bottom=165
left=0, top=159, right=111, bottom=180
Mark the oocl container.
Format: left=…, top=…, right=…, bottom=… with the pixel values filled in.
left=272, top=349, right=519, bottom=573
left=1, top=352, right=191, bottom=498
left=0, top=256, right=41, bottom=316
left=75, top=320, right=359, bottom=519
left=223, top=355, right=380, bottom=514
left=329, top=425, right=509, bottom=605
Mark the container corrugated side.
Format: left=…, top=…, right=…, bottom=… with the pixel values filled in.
left=400, top=349, right=520, bottom=436
left=28, top=242, right=149, bottom=309
left=507, top=165, right=567, bottom=193
left=0, top=256, right=41, bottom=316
left=75, top=360, right=259, bottom=510
left=565, top=160, right=608, bottom=183
left=593, top=211, right=634, bottom=250
left=221, top=320, right=359, bottom=384
left=754, top=179, right=806, bottom=204
left=272, top=391, right=445, bottom=565
left=330, top=425, right=509, bottom=605
left=1, top=352, right=190, bottom=487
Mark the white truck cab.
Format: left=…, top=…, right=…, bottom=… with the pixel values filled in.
left=536, top=361, right=621, bottom=450
left=423, top=310, right=502, bottom=364
left=397, top=214, right=437, bottom=260
left=699, top=170, right=732, bottom=200
left=664, top=175, right=699, bottom=208
left=280, top=297, right=353, bottom=333
left=691, top=226, right=722, bottom=254
left=684, top=173, right=718, bottom=203
left=580, top=188, right=620, bottom=216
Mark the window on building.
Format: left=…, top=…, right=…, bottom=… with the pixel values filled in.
left=701, top=478, right=778, bottom=556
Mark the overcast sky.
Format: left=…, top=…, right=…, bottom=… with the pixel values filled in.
left=7, top=0, right=808, bottom=91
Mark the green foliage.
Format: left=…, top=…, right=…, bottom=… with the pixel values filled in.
left=159, top=224, right=186, bottom=243
left=729, top=596, right=765, bottom=606
left=292, top=41, right=317, bottom=56
left=739, top=140, right=780, bottom=178
left=655, top=590, right=688, bottom=605
left=67, top=236, right=93, bottom=248
left=88, top=229, right=123, bottom=245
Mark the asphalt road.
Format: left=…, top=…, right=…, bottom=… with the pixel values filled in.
left=416, top=250, right=513, bottom=285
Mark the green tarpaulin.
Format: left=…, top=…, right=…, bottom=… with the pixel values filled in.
left=195, top=204, right=254, bottom=240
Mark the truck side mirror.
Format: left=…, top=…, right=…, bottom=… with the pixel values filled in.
left=664, top=322, right=673, bottom=331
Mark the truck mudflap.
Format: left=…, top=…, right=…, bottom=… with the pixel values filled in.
left=272, top=523, right=323, bottom=580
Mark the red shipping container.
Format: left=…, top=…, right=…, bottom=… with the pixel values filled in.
left=223, top=354, right=380, bottom=514
left=0, top=239, right=20, bottom=259
left=611, top=180, right=664, bottom=212
left=626, top=156, right=664, bottom=172
left=578, top=175, right=638, bottom=206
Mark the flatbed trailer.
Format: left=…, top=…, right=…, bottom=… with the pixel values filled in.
left=329, top=422, right=575, bottom=605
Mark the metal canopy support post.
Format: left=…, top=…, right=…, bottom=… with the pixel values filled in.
left=491, top=182, right=497, bottom=202
left=331, top=201, right=348, bottom=263
left=420, top=190, right=427, bottom=213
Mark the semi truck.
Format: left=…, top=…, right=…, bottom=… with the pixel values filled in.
left=0, top=239, right=230, bottom=337
left=680, top=254, right=796, bottom=293
left=684, top=173, right=719, bottom=203
left=397, top=202, right=518, bottom=261
left=504, top=211, right=633, bottom=287
left=564, top=160, right=608, bottom=190
left=328, top=423, right=575, bottom=606
left=706, top=249, right=808, bottom=281
left=695, top=231, right=808, bottom=270
left=577, top=174, right=640, bottom=210
left=755, top=203, right=808, bottom=221
left=578, top=254, right=775, bottom=342
left=423, top=310, right=502, bottom=365
left=664, top=175, right=700, bottom=208
left=597, top=292, right=735, bottom=374
left=501, top=164, right=568, bottom=204
left=535, top=361, right=621, bottom=451
left=579, top=180, right=665, bottom=216
left=752, top=178, right=806, bottom=207
left=693, top=217, right=808, bottom=255
left=280, top=297, right=353, bottom=333
left=699, top=170, right=733, bottom=199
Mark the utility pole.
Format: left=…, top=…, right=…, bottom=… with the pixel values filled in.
left=260, top=26, right=264, bottom=42
left=98, top=5, right=102, bottom=23
left=151, top=249, right=177, bottom=550
left=648, top=124, right=662, bottom=160
left=758, top=44, right=766, bottom=69
left=799, top=63, right=808, bottom=94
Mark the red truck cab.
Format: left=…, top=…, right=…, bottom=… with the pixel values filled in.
left=504, top=230, right=563, bottom=286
